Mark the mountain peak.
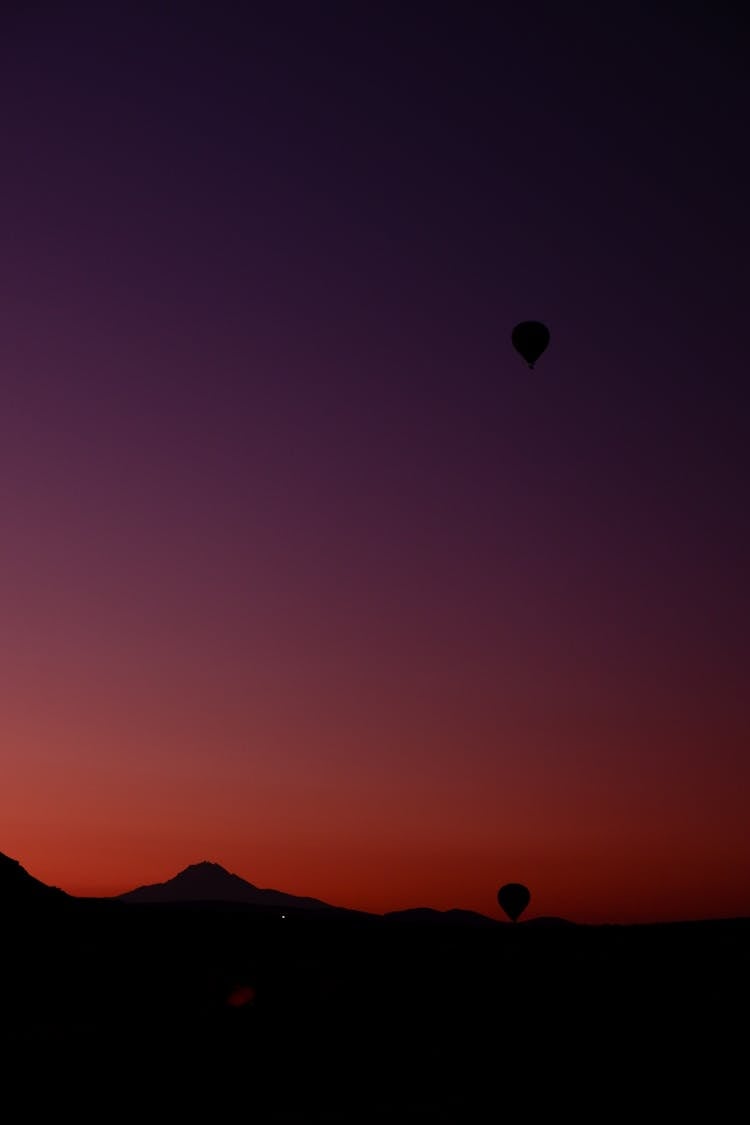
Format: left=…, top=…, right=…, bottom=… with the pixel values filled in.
left=180, top=861, right=231, bottom=876
left=118, top=861, right=332, bottom=910
left=171, top=861, right=259, bottom=889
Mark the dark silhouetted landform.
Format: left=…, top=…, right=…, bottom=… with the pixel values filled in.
left=2, top=848, right=748, bottom=1119
left=384, top=906, right=503, bottom=926
left=0, top=850, right=70, bottom=904
left=116, top=862, right=574, bottom=929
left=117, top=860, right=337, bottom=911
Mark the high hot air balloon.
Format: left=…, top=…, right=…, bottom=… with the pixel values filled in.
left=512, top=321, right=550, bottom=369
left=497, top=882, right=530, bottom=922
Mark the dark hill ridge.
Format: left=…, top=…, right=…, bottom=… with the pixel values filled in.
left=117, top=860, right=337, bottom=910
left=0, top=851, right=552, bottom=922
left=2, top=848, right=748, bottom=1118
left=0, top=851, right=69, bottom=903
left=0, top=851, right=554, bottom=925
left=384, top=907, right=571, bottom=926
left=384, top=907, right=500, bottom=926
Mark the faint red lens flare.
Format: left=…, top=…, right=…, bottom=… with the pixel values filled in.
left=226, top=984, right=256, bottom=1008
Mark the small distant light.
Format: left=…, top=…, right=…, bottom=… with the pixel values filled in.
left=281, top=913, right=286, bottom=919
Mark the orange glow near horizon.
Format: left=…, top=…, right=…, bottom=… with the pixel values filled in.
left=2, top=3, right=748, bottom=932
left=4, top=698, right=748, bottom=924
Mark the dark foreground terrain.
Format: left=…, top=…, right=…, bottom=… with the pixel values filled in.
left=2, top=896, right=748, bottom=1120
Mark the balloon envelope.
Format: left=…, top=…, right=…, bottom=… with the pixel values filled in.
left=497, top=882, right=531, bottom=922
left=511, top=321, right=550, bottom=369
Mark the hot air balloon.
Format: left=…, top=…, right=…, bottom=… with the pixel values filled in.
left=512, top=321, right=550, bottom=369
left=497, top=882, right=530, bottom=922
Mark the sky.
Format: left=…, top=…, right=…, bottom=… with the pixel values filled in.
left=1, top=1, right=748, bottom=924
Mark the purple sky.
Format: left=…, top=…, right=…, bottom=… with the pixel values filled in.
left=1, top=2, right=748, bottom=922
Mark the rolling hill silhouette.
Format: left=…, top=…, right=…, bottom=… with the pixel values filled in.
left=0, top=851, right=69, bottom=903
left=384, top=906, right=501, bottom=926
left=0, top=849, right=557, bottom=923
left=1, top=845, right=747, bottom=1120
left=117, top=860, right=337, bottom=910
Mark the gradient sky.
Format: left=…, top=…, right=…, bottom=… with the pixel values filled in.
left=2, top=1, right=748, bottom=924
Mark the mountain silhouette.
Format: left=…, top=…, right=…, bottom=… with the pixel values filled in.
left=117, top=860, right=336, bottom=910
left=2, top=844, right=747, bottom=1120
left=523, top=915, right=576, bottom=927
left=384, top=907, right=500, bottom=926
left=0, top=851, right=69, bottom=903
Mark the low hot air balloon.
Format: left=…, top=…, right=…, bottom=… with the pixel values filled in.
left=497, top=882, right=530, bottom=922
left=512, top=321, right=550, bottom=369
